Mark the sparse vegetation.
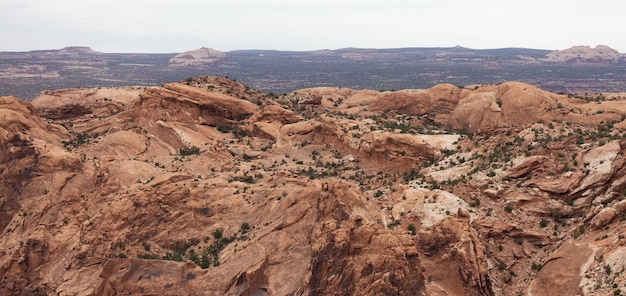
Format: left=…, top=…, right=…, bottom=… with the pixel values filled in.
left=7, top=52, right=626, bottom=296
left=407, top=224, right=416, bottom=235
left=179, top=146, right=201, bottom=156
left=62, top=133, right=98, bottom=149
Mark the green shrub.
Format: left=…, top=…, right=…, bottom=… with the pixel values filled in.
left=241, top=223, right=251, bottom=234
left=138, top=253, right=159, bottom=260
left=407, top=224, right=416, bottom=235
left=212, top=229, right=223, bottom=239
left=216, top=125, right=231, bottom=133
left=179, top=146, right=201, bottom=156
left=62, top=133, right=97, bottom=149
left=162, top=252, right=183, bottom=262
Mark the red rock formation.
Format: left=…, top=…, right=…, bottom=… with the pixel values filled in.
left=2, top=77, right=626, bottom=295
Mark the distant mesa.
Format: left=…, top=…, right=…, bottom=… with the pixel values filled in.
left=545, top=45, right=623, bottom=64
left=168, top=47, right=225, bottom=68
left=57, top=46, right=101, bottom=54
left=25, top=46, right=102, bottom=56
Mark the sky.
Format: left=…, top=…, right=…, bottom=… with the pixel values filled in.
left=1, top=0, right=625, bottom=53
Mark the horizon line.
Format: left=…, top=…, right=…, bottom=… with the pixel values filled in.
left=2, top=44, right=622, bottom=55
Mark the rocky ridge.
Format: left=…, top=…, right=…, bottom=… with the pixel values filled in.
left=1, top=76, right=626, bottom=295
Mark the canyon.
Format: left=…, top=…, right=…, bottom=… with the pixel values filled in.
left=1, top=76, right=626, bottom=295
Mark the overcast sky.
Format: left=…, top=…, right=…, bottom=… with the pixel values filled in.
left=1, top=0, right=624, bottom=53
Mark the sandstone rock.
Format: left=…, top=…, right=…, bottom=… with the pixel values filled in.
left=483, top=187, right=501, bottom=199
left=301, top=94, right=322, bottom=105
left=506, top=156, right=546, bottom=178
left=504, top=191, right=572, bottom=217
left=572, top=141, right=621, bottom=195
left=525, top=241, right=593, bottom=296
left=496, top=82, right=558, bottom=125
left=531, top=171, right=584, bottom=194
left=280, top=120, right=317, bottom=136
left=448, top=91, right=504, bottom=132
left=370, top=90, right=432, bottom=115
left=545, top=45, right=623, bottom=64
left=243, top=105, right=302, bottom=140
left=32, top=87, right=142, bottom=119
left=614, top=199, right=626, bottom=213
left=247, top=105, right=301, bottom=125
left=394, top=188, right=471, bottom=229
left=5, top=77, right=626, bottom=296
left=590, top=207, right=617, bottom=228
left=168, top=47, right=225, bottom=67
left=427, top=164, right=472, bottom=184
left=161, top=82, right=259, bottom=121
left=419, top=214, right=493, bottom=295
left=369, top=84, right=461, bottom=116
left=473, top=219, right=516, bottom=238
left=603, top=247, right=626, bottom=279
left=309, top=220, right=425, bottom=295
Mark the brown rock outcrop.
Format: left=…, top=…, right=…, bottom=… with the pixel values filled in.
left=506, top=156, right=547, bottom=178
left=525, top=241, right=593, bottom=296
left=369, top=84, right=461, bottom=116
left=159, top=82, right=259, bottom=121
left=419, top=211, right=493, bottom=295
left=243, top=105, right=302, bottom=139
left=32, top=87, right=142, bottom=119
left=367, top=81, right=562, bottom=132
left=0, top=96, right=75, bottom=229
left=448, top=82, right=558, bottom=131
left=589, top=207, right=618, bottom=228
left=309, top=184, right=425, bottom=295
left=530, top=171, right=584, bottom=194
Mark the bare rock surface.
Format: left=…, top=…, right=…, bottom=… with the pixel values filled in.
left=3, top=77, right=626, bottom=295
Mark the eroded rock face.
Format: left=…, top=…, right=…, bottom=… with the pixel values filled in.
left=33, top=86, right=143, bottom=119
left=507, top=156, right=546, bottom=178
left=243, top=105, right=302, bottom=139
left=369, top=84, right=461, bottom=117
left=367, top=81, right=564, bottom=132
left=308, top=184, right=425, bottom=296
left=419, top=210, right=493, bottom=296
left=525, top=241, right=593, bottom=296
left=572, top=141, right=621, bottom=195
left=0, top=96, right=77, bottom=229
left=4, top=77, right=626, bottom=295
